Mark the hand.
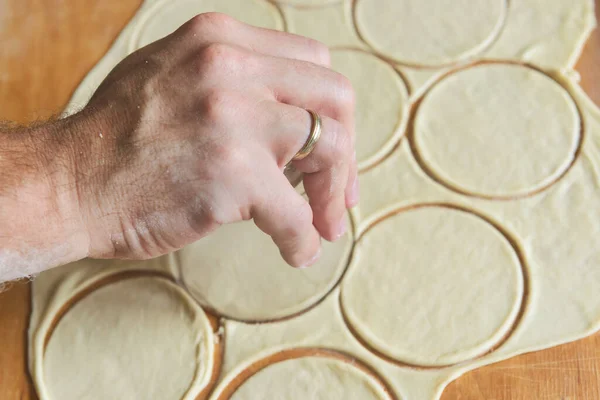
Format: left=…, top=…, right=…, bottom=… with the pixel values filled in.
left=63, top=13, right=357, bottom=268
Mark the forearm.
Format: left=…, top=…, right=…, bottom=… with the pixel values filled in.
left=0, top=118, right=88, bottom=282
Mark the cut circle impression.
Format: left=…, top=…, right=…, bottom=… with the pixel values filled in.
left=179, top=215, right=353, bottom=322
left=229, top=356, right=391, bottom=400
left=354, top=0, right=506, bottom=66
left=131, top=0, right=284, bottom=51
left=413, top=63, right=580, bottom=198
left=42, top=276, right=214, bottom=400
left=331, top=49, right=409, bottom=170
left=341, top=205, right=524, bottom=367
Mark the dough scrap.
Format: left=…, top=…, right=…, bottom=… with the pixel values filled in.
left=341, top=206, right=524, bottom=366
left=414, top=64, right=580, bottom=198
left=230, top=356, right=390, bottom=400
left=354, top=0, right=506, bottom=66
left=485, top=0, right=596, bottom=70
left=179, top=216, right=352, bottom=321
left=41, top=277, right=214, bottom=400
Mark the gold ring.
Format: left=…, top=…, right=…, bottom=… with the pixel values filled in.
left=293, top=110, right=322, bottom=161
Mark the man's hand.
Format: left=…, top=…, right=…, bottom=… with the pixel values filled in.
left=0, top=13, right=358, bottom=280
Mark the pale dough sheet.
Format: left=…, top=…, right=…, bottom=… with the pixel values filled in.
left=28, top=0, right=600, bottom=399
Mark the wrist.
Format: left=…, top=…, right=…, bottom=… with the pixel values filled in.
left=0, top=116, right=90, bottom=277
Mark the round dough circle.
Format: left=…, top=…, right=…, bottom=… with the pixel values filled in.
left=179, top=216, right=353, bottom=321
left=132, top=0, right=284, bottom=50
left=230, top=356, right=389, bottom=400
left=331, top=50, right=408, bottom=170
left=43, top=277, right=214, bottom=400
left=341, top=206, right=524, bottom=366
left=414, top=64, right=580, bottom=198
left=354, top=0, right=506, bottom=66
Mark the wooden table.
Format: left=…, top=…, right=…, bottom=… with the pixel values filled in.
left=1, top=1, right=600, bottom=398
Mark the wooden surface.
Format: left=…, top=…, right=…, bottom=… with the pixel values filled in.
left=1, top=0, right=600, bottom=398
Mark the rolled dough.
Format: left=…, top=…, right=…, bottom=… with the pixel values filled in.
left=414, top=63, right=581, bottom=198
left=41, top=276, right=214, bottom=400
left=28, top=1, right=599, bottom=399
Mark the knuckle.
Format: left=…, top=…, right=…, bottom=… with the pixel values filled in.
left=200, top=89, right=239, bottom=123
left=196, top=43, right=255, bottom=76
left=201, top=12, right=235, bottom=26
left=186, top=14, right=208, bottom=34
left=217, top=139, right=248, bottom=169
left=199, top=43, right=235, bottom=68
left=187, top=12, right=235, bottom=35
left=223, top=146, right=247, bottom=169
left=295, top=201, right=314, bottom=226
left=202, top=197, right=230, bottom=228
left=284, top=202, right=313, bottom=238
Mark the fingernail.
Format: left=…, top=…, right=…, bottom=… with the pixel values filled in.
left=300, top=246, right=321, bottom=269
left=335, top=217, right=347, bottom=240
left=348, top=176, right=359, bottom=207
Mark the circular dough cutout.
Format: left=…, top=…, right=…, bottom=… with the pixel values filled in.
left=355, top=0, right=506, bottom=66
left=230, top=356, right=390, bottom=400
left=414, top=64, right=580, bottom=198
left=179, top=215, right=353, bottom=321
left=331, top=50, right=408, bottom=170
left=341, top=205, right=524, bottom=366
left=132, top=0, right=284, bottom=50
left=43, top=276, right=214, bottom=400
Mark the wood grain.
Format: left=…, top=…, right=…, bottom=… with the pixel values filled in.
left=1, top=0, right=600, bottom=398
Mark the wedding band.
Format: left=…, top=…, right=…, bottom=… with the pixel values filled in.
left=293, top=110, right=322, bottom=161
